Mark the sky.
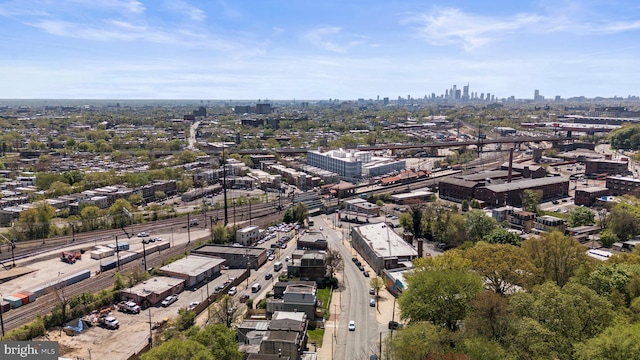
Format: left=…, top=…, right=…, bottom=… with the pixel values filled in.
left=1, top=0, right=640, bottom=100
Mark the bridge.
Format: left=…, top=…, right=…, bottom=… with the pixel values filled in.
left=203, top=135, right=573, bottom=155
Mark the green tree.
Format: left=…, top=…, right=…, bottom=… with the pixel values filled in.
left=108, top=198, right=134, bottom=229
left=80, top=205, right=102, bottom=231
left=113, top=272, right=125, bottom=291
left=398, top=212, right=413, bottom=233
left=399, top=268, right=483, bottom=331
left=483, top=227, right=521, bottom=245
left=599, top=229, right=619, bottom=248
left=464, top=291, right=514, bottom=343
left=462, top=243, right=537, bottom=294
left=609, top=202, right=640, bottom=241
left=511, top=282, right=615, bottom=346
left=464, top=210, right=498, bottom=242
left=211, top=224, right=228, bottom=244
left=457, top=337, right=514, bottom=360
left=461, top=199, right=470, bottom=212
left=141, top=339, right=213, bottom=360
left=190, top=323, right=243, bottom=360
left=389, top=321, right=455, bottom=360
left=522, top=231, right=588, bottom=287
left=176, top=308, right=195, bottom=331
left=522, top=189, right=542, bottom=214
left=17, top=203, right=56, bottom=240
left=575, top=323, right=640, bottom=360
left=568, top=207, right=595, bottom=227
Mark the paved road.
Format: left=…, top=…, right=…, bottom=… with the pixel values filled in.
left=316, top=214, right=379, bottom=360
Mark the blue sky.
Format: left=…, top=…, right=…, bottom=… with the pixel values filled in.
left=1, top=0, right=640, bottom=100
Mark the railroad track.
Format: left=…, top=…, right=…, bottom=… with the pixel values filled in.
left=1, top=210, right=285, bottom=333
left=1, top=199, right=290, bottom=264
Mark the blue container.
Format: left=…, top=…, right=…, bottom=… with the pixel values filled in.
left=100, top=260, right=117, bottom=272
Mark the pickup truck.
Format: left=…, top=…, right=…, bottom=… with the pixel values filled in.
left=118, top=301, right=140, bottom=314
left=100, top=316, right=120, bottom=330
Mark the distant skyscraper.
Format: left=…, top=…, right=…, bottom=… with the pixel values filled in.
left=445, top=89, right=449, bottom=99
left=486, top=93, right=491, bottom=101
left=463, top=83, right=469, bottom=101
left=383, top=97, right=389, bottom=105
left=534, top=89, right=540, bottom=101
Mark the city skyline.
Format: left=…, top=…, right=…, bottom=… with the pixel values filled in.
left=1, top=0, right=640, bottom=100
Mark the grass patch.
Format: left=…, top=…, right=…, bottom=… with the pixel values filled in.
left=540, top=210, right=570, bottom=220
left=307, top=327, right=325, bottom=347
left=316, top=287, right=331, bottom=309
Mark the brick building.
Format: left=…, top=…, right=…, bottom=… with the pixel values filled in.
left=606, top=176, right=640, bottom=196
left=474, top=177, right=569, bottom=207
left=575, top=187, right=609, bottom=206
left=585, top=159, right=628, bottom=176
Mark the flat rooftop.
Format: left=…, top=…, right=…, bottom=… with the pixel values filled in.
left=356, top=222, right=417, bottom=258
left=193, top=244, right=266, bottom=256
left=125, top=276, right=184, bottom=296
left=160, top=255, right=225, bottom=277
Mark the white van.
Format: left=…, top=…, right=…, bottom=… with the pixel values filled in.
left=251, top=283, right=262, bottom=293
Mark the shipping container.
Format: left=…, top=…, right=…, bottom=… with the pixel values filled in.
left=17, top=290, right=36, bottom=304
left=90, top=249, right=113, bottom=260
left=119, top=253, right=138, bottom=265
left=4, top=295, right=22, bottom=309
left=1, top=300, right=10, bottom=313
left=61, top=270, right=91, bottom=287
left=29, top=286, right=46, bottom=298
left=100, top=260, right=117, bottom=272
left=12, top=293, right=29, bottom=305
left=108, top=242, right=130, bottom=251
left=148, top=242, right=170, bottom=252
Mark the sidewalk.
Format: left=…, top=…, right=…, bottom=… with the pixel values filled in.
left=316, top=270, right=342, bottom=360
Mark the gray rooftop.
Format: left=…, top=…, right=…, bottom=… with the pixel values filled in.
left=355, top=222, right=418, bottom=258
left=160, top=255, right=225, bottom=277
left=484, top=176, right=568, bottom=193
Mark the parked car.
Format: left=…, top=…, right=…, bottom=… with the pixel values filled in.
left=348, top=320, right=356, bottom=331
left=100, top=316, right=120, bottom=330
left=358, top=265, right=365, bottom=271
left=268, top=255, right=275, bottom=261
left=370, top=298, right=376, bottom=307
left=118, top=301, right=140, bottom=314
left=161, top=295, right=178, bottom=307
left=187, top=302, right=200, bottom=311
left=363, top=271, right=370, bottom=277
left=265, top=273, right=273, bottom=280
left=369, top=287, right=375, bottom=295
left=239, top=294, right=250, bottom=303
left=228, top=287, right=237, bottom=296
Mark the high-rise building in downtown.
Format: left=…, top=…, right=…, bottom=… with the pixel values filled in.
left=480, top=93, right=485, bottom=100
left=534, top=89, right=540, bottom=101
left=463, top=83, right=470, bottom=101
left=455, top=89, right=461, bottom=100
left=445, top=89, right=449, bottom=99
left=486, top=93, right=491, bottom=101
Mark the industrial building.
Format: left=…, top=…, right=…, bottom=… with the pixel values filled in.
left=236, top=226, right=260, bottom=246
left=575, top=187, right=609, bottom=206
left=351, top=222, right=418, bottom=275
left=606, top=176, right=640, bottom=196
left=307, top=149, right=405, bottom=182
left=192, top=245, right=268, bottom=269
left=159, top=255, right=226, bottom=288
left=474, top=177, right=569, bottom=207
left=585, top=159, right=628, bottom=176
left=439, top=168, right=568, bottom=207
left=119, top=276, right=185, bottom=306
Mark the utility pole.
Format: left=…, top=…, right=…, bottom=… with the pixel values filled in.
left=142, top=240, right=147, bottom=272
left=187, top=213, right=191, bottom=244
left=147, top=303, right=153, bottom=346
left=0, top=294, right=5, bottom=336
left=115, top=236, right=121, bottom=271
left=248, top=194, right=252, bottom=225
left=210, top=216, right=214, bottom=242
left=222, top=145, right=228, bottom=226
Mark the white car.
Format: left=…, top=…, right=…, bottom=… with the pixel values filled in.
left=319, top=226, right=323, bottom=231
left=137, top=232, right=149, bottom=237
left=268, top=254, right=275, bottom=261
left=228, top=287, right=237, bottom=296
left=161, top=295, right=178, bottom=307
left=348, top=320, right=356, bottom=331
left=187, top=301, right=200, bottom=311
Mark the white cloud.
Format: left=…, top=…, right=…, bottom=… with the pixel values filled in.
left=68, top=0, right=145, bottom=14
left=403, top=6, right=640, bottom=51
left=164, top=0, right=206, bottom=22
left=302, top=26, right=368, bottom=53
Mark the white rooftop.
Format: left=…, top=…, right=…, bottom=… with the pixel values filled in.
left=160, top=255, right=225, bottom=277
left=356, top=222, right=418, bottom=258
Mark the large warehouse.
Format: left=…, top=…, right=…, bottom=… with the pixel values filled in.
left=351, top=222, right=418, bottom=275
